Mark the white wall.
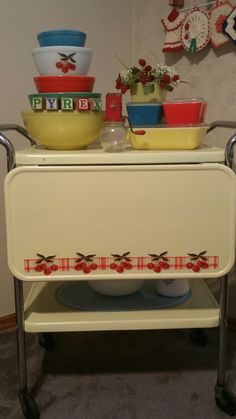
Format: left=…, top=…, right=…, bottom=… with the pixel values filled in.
left=0, top=0, right=132, bottom=316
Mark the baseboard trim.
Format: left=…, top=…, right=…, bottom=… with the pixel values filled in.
left=0, top=313, right=16, bottom=331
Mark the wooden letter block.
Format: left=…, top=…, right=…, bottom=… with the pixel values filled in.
left=31, top=97, right=44, bottom=110
left=61, top=98, right=74, bottom=111
left=89, top=98, right=102, bottom=110
left=46, top=97, right=59, bottom=111
left=76, top=98, right=90, bottom=111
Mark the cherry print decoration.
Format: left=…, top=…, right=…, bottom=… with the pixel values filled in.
left=147, top=251, right=170, bottom=273
left=74, top=252, right=98, bottom=273
left=55, top=52, right=77, bottom=73
left=186, top=250, right=209, bottom=272
left=35, top=253, right=58, bottom=275
left=110, top=251, right=133, bottom=273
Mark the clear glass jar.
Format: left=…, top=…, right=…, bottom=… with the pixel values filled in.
left=100, top=121, right=127, bottom=152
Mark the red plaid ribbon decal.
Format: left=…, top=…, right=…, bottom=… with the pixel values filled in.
left=24, top=255, right=219, bottom=273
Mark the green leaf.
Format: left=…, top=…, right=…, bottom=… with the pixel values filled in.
left=122, top=251, right=130, bottom=257
left=37, top=253, right=45, bottom=259
left=160, top=251, right=168, bottom=257
left=77, top=252, right=85, bottom=257
left=144, top=82, right=155, bottom=94
left=59, top=53, right=68, bottom=58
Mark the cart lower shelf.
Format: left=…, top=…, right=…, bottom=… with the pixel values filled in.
left=24, top=279, right=219, bottom=332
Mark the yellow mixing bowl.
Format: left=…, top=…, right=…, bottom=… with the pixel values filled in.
left=21, top=111, right=104, bottom=150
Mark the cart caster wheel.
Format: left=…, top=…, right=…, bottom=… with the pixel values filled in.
left=19, top=392, right=40, bottom=419
left=190, top=328, right=208, bottom=346
left=38, top=332, right=55, bottom=350
left=215, top=387, right=236, bottom=416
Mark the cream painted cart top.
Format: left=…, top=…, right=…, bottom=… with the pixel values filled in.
left=4, top=145, right=236, bottom=282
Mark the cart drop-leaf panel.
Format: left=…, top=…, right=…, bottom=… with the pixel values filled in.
left=4, top=163, right=235, bottom=281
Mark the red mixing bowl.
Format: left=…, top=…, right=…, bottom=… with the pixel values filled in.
left=34, top=75, right=95, bottom=93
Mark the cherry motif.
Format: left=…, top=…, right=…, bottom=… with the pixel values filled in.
left=186, top=251, right=209, bottom=272
left=55, top=52, right=77, bottom=74
left=109, top=251, right=133, bottom=273
left=44, top=266, right=52, bottom=275
left=74, top=252, right=97, bottom=274
left=34, top=253, right=58, bottom=275
left=147, top=251, right=169, bottom=273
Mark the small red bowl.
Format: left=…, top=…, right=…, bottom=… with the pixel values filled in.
left=34, top=75, right=95, bottom=93
left=163, top=98, right=207, bottom=125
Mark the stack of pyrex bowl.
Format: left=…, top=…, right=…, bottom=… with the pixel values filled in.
left=22, top=29, right=103, bottom=150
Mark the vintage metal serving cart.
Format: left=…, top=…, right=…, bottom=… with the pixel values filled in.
left=1, top=122, right=236, bottom=418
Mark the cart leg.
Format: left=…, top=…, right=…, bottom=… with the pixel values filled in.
left=38, top=332, right=55, bottom=351
left=215, top=275, right=236, bottom=416
left=190, top=328, right=208, bottom=346
left=14, top=278, right=40, bottom=419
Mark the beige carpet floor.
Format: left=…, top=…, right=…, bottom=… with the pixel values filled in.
left=1, top=326, right=236, bottom=418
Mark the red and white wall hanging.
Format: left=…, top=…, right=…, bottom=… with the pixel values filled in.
left=209, top=0, right=234, bottom=48
left=222, top=6, right=236, bottom=44
left=180, top=7, right=212, bottom=52
left=161, top=8, right=186, bottom=52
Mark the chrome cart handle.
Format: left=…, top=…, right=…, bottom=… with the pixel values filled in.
left=225, top=133, right=236, bottom=170
left=207, top=120, right=236, bottom=133
left=0, top=124, right=36, bottom=146
left=206, top=120, right=236, bottom=170
left=0, top=132, right=15, bottom=171
left=0, top=124, right=36, bottom=172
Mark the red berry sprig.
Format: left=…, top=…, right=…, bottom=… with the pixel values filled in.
left=35, top=253, right=58, bottom=275
left=110, top=251, right=132, bottom=273
left=115, top=58, right=180, bottom=94
left=74, top=252, right=98, bottom=274
left=147, top=251, right=170, bottom=273
left=115, top=74, right=130, bottom=94
left=186, top=251, right=209, bottom=272
left=55, top=52, right=77, bottom=73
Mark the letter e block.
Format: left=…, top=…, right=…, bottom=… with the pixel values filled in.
left=76, top=98, right=90, bottom=111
